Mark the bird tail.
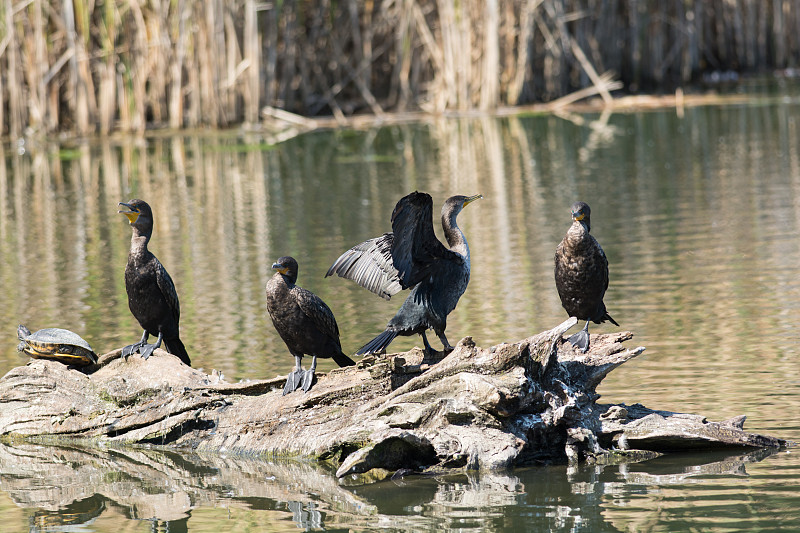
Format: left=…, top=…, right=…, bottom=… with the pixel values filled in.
left=164, top=337, right=192, bottom=366
left=357, top=329, right=398, bottom=355
left=332, top=351, right=356, bottom=367
left=603, top=311, right=619, bottom=327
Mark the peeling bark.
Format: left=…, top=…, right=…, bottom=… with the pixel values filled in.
left=0, top=318, right=786, bottom=481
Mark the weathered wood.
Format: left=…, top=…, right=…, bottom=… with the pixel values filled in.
left=0, top=318, right=786, bottom=482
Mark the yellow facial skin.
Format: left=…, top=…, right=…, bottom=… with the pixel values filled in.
left=118, top=203, right=140, bottom=224
left=272, top=264, right=289, bottom=275
left=463, top=194, right=483, bottom=207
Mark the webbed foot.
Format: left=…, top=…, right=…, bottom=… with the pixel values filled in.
left=138, top=332, right=163, bottom=360
left=567, top=329, right=590, bottom=353
left=283, top=369, right=305, bottom=396
left=121, top=343, right=143, bottom=358
left=300, top=370, right=318, bottom=393
left=123, top=331, right=155, bottom=359
left=139, top=343, right=158, bottom=360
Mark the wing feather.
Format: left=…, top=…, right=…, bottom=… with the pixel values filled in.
left=390, top=191, right=461, bottom=289
left=294, top=287, right=340, bottom=340
left=328, top=192, right=464, bottom=298
left=597, top=237, right=610, bottom=293
left=155, top=260, right=181, bottom=325
left=325, top=233, right=402, bottom=300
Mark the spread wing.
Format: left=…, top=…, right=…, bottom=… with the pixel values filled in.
left=155, top=260, right=181, bottom=325
left=294, top=287, right=340, bottom=340
left=325, top=233, right=403, bottom=300
left=390, top=191, right=462, bottom=289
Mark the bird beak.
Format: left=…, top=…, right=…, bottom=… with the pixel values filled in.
left=272, top=262, right=289, bottom=275
left=463, top=194, right=483, bottom=206
left=572, top=211, right=585, bottom=222
left=118, top=202, right=140, bottom=224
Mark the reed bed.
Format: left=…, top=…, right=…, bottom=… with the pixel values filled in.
left=1, top=0, right=798, bottom=138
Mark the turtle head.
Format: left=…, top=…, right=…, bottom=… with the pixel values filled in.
left=17, top=325, right=30, bottom=353
left=119, top=199, right=154, bottom=233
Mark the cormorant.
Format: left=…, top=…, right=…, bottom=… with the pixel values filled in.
left=119, top=199, right=191, bottom=365
left=554, top=201, right=619, bottom=352
left=326, top=191, right=482, bottom=355
left=266, top=256, right=355, bottom=395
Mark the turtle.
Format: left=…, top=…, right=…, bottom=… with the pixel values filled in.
left=17, top=325, right=98, bottom=367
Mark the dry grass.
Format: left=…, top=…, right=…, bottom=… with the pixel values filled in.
left=1, top=0, right=798, bottom=138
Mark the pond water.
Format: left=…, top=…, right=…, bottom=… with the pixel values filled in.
left=2, top=91, right=800, bottom=531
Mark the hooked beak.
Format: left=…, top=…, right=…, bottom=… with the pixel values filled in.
left=272, top=262, right=289, bottom=275
left=118, top=202, right=140, bottom=224
left=463, top=194, right=483, bottom=207
left=572, top=211, right=585, bottom=222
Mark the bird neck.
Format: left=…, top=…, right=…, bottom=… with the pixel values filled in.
left=271, top=272, right=296, bottom=290
left=566, top=220, right=590, bottom=246
left=442, top=211, right=469, bottom=259
left=129, top=229, right=151, bottom=258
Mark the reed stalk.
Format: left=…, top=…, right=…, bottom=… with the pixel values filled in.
left=1, top=0, right=798, bottom=138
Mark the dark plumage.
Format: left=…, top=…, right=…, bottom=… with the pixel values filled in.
left=326, top=191, right=482, bottom=355
left=554, top=201, right=619, bottom=352
left=119, top=199, right=191, bottom=365
left=266, top=256, right=355, bottom=395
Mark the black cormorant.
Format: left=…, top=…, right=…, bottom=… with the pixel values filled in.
left=554, top=201, right=618, bottom=352
left=326, top=191, right=482, bottom=355
left=266, top=256, right=355, bottom=395
left=119, top=199, right=191, bottom=365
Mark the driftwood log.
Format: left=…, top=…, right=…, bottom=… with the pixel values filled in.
left=0, top=318, right=786, bottom=482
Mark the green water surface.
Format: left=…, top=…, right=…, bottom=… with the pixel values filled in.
left=1, top=95, right=800, bottom=531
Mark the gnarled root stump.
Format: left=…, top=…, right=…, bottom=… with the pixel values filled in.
left=0, top=318, right=786, bottom=481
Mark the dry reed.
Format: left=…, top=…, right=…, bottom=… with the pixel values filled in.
left=1, top=0, right=798, bottom=138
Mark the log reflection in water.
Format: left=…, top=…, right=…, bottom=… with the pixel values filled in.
left=0, top=442, right=782, bottom=532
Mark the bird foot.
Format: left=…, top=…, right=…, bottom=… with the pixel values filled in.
left=567, top=330, right=590, bottom=353
left=283, top=369, right=305, bottom=396
left=138, top=343, right=159, bottom=360
left=121, top=342, right=145, bottom=358
left=300, top=370, right=317, bottom=393
left=442, top=344, right=455, bottom=353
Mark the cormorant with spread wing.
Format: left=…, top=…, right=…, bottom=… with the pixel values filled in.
left=266, top=256, right=355, bottom=395
left=119, top=199, right=191, bottom=365
left=554, top=201, right=618, bottom=352
left=326, top=191, right=482, bottom=355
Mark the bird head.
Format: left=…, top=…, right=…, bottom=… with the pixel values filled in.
left=272, top=256, right=299, bottom=284
left=443, top=193, right=483, bottom=218
left=462, top=194, right=483, bottom=207
left=118, top=199, right=154, bottom=233
left=571, top=201, right=591, bottom=231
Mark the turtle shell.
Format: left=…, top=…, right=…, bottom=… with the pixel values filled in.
left=17, top=325, right=98, bottom=366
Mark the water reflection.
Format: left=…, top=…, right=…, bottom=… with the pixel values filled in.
left=3, top=107, right=800, bottom=393
left=3, top=98, right=800, bottom=530
left=0, top=442, right=790, bottom=532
